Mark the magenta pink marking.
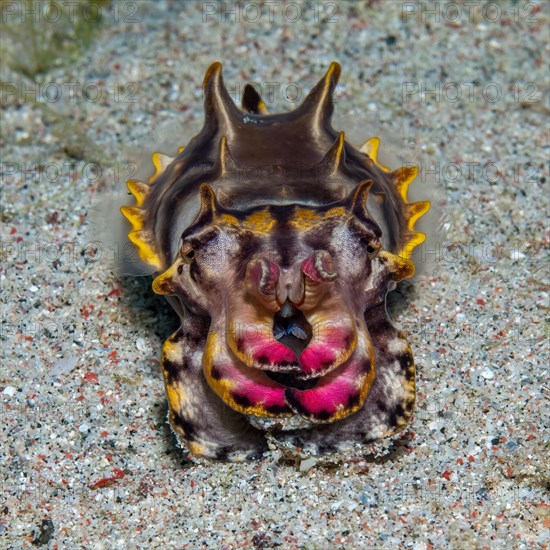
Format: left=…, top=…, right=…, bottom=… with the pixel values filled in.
left=248, top=258, right=280, bottom=295
left=251, top=341, right=297, bottom=365
left=216, top=358, right=288, bottom=409
left=237, top=383, right=287, bottom=409
left=286, top=378, right=354, bottom=415
left=315, top=325, right=350, bottom=347
left=286, top=353, right=369, bottom=417
left=266, top=261, right=280, bottom=285
left=299, top=345, right=336, bottom=374
left=299, top=326, right=353, bottom=374
left=301, top=254, right=322, bottom=283
left=247, top=261, right=263, bottom=287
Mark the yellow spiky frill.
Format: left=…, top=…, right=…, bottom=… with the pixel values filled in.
left=121, top=150, right=181, bottom=270
left=360, top=137, right=430, bottom=259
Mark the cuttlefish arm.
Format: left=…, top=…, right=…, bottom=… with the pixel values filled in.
left=203, top=318, right=293, bottom=417
left=226, top=258, right=301, bottom=372
left=270, top=252, right=416, bottom=452
left=284, top=321, right=375, bottom=423
left=160, top=316, right=269, bottom=461
left=297, top=251, right=357, bottom=379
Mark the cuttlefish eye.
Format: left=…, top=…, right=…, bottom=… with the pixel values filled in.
left=179, top=242, right=195, bottom=262
left=366, top=242, right=381, bottom=258
left=183, top=249, right=195, bottom=261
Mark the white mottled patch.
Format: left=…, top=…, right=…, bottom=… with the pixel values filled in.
left=387, top=337, right=408, bottom=356
left=378, top=367, right=402, bottom=403
left=191, top=350, right=203, bottom=365
left=249, top=414, right=317, bottom=431
left=367, top=424, right=387, bottom=440
left=364, top=259, right=385, bottom=292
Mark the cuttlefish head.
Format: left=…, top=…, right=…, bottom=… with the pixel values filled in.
left=153, top=181, right=414, bottom=423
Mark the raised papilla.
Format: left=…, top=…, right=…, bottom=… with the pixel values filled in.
left=121, top=62, right=430, bottom=461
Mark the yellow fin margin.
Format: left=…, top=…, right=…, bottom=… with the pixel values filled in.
left=399, top=231, right=427, bottom=260
left=392, top=165, right=419, bottom=203
left=127, top=230, right=162, bottom=270
left=121, top=188, right=162, bottom=270
left=406, top=200, right=431, bottom=230
left=149, top=152, right=174, bottom=183
left=360, top=137, right=390, bottom=172
left=120, top=206, right=145, bottom=231
left=358, top=137, right=429, bottom=259
left=120, top=149, right=175, bottom=270
left=390, top=165, right=430, bottom=259
left=126, top=180, right=149, bottom=207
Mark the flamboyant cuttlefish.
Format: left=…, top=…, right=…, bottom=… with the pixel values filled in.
left=121, top=62, right=430, bottom=461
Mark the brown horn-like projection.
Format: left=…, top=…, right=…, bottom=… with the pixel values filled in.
left=202, top=62, right=241, bottom=135
left=317, top=131, right=346, bottom=178
left=292, top=61, right=341, bottom=137
left=194, top=183, right=221, bottom=226
left=347, top=179, right=374, bottom=216
left=215, top=135, right=238, bottom=180
left=344, top=179, right=383, bottom=237
left=242, top=84, right=269, bottom=115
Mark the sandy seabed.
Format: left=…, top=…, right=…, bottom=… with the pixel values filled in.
left=1, top=1, right=548, bottom=548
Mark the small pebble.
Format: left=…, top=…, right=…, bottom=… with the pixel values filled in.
left=299, top=458, right=317, bottom=472
left=136, top=338, right=148, bottom=352
left=51, top=357, right=79, bottom=376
